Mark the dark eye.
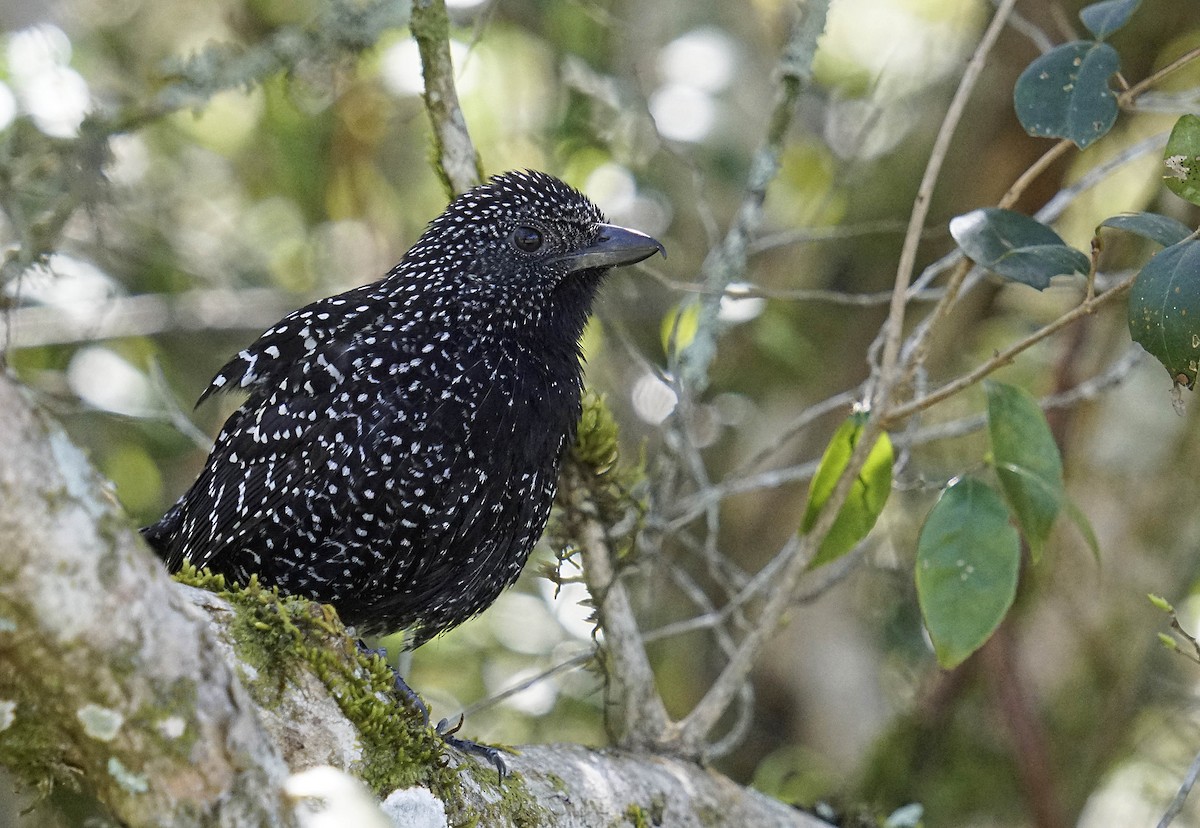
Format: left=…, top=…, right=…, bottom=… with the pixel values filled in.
left=510, top=225, right=544, bottom=253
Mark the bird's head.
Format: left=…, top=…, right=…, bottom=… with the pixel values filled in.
left=401, top=170, right=664, bottom=329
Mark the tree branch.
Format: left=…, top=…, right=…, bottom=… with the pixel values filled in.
left=411, top=0, right=483, bottom=196
left=0, top=369, right=822, bottom=825
left=0, top=370, right=294, bottom=826
left=674, top=0, right=829, bottom=394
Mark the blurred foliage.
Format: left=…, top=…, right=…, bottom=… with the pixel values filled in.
left=3, top=0, right=1200, bottom=826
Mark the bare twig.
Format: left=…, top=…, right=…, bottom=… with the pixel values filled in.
left=874, top=0, right=1019, bottom=409
left=883, top=271, right=1135, bottom=426
left=576, top=493, right=675, bottom=749
left=1121, top=45, right=1200, bottom=105
left=2, top=288, right=315, bottom=349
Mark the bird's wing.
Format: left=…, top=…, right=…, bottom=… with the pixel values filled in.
left=197, top=283, right=378, bottom=407
left=162, top=392, right=342, bottom=570
left=165, top=322, right=379, bottom=569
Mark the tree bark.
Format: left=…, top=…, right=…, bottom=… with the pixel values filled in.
left=0, top=370, right=826, bottom=827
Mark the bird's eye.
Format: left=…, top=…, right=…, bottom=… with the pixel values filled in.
left=510, top=225, right=544, bottom=253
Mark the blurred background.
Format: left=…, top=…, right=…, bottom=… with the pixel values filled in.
left=2, top=0, right=1200, bottom=825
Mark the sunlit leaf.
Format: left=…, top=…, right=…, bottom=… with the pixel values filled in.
left=1164, top=115, right=1200, bottom=207
left=1079, top=0, right=1141, bottom=40
left=1127, top=239, right=1200, bottom=388
left=661, top=300, right=700, bottom=357
left=1014, top=41, right=1119, bottom=149
left=916, top=477, right=1021, bottom=669
left=803, top=413, right=894, bottom=569
left=949, top=208, right=1090, bottom=289
left=1097, top=213, right=1193, bottom=248
left=986, top=382, right=1063, bottom=562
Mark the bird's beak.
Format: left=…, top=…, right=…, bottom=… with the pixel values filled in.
left=559, top=224, right=666, bottom=273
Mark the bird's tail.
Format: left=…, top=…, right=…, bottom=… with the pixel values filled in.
left=140, top=502, right=185, bottom=570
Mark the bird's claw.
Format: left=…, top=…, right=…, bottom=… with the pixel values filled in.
left=356, top=642, right=507, bottom=781
left=437, top=716, right=508, bottom=782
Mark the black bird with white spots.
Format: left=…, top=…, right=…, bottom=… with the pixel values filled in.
left=144, top=170, right=664, bottom=646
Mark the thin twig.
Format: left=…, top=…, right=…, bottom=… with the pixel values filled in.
left=2, top=288, right=316, bottom=349
left=1121, top=45, right=1200, bottom=105
left=999, top=141, right=1073, bottom=209
left=674, top=0, right=830, bottom=394
left=1158, top=748, right=1200, bottom=828
left=874, top=0, right=1019, bottom=409
left=883, top=271, right=1136, bottom=426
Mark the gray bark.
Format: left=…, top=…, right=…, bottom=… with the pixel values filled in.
left=0, top=369, right=826, bottom=827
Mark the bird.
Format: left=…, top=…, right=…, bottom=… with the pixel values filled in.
left=143, top=169, right=664, bottom=650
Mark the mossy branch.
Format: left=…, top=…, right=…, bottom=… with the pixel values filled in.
left=411, top=0, right=483, bottom=196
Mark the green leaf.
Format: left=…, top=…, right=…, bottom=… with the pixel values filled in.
left=985, top=382, right=1063, bottom=561
left=1014, top=41, right=1119, bottom=149
left=1079, top=0, right=1141, bottom=40
left=916, top=477, right=1021, bottom=669
left=802, top=413, right=894, bottom=569
left=1165, top=115, right=1200, bottom=207
left=1127, top=239, right=1200, bottom=388
left=1098, top=213, right=1193, bottom=248
left=661, top=300, right=700, bottom=356
left=949, top=208, right=1090, bottom=289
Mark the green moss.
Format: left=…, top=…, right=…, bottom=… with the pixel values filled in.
left=545, top=391, right=646, bottom=586
left=545, top=771, right=568, bottom=793
left=489, top=770, right=548, bottom=827
left=172, top=563, right=452, bottom=796
left=622, top=802, right=650, bottom=828
left=172, top=564, right=559, bottom=822
left=573, top=391, right=622, bottom=472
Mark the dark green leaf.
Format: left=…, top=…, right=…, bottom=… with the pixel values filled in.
left=1165, top=115, right=1200, bottom=207
left=1128, top=240, right=1200, bottom=388
left=1079, top=0, right=1141, bottom=40
left=1014, top=41, right=1119, bottom=149
left=949, top=208, right=1090, bottom=289
left=1098, top=213, right=1193, bottom=248
left=916, top=477, right=1021, bottom=669
left=986, top=381, right=1064, bottom=562
left=802, top=413, right=894, bottom=569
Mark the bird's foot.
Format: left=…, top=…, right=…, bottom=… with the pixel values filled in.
left=436, top=715, right=508, bottom=782
left=355, top=640, right=506, bottom=781
left=390, top=670, right=432, bottom=726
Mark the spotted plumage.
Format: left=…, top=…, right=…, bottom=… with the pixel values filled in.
left=144, top=170, right=663, bottom=645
